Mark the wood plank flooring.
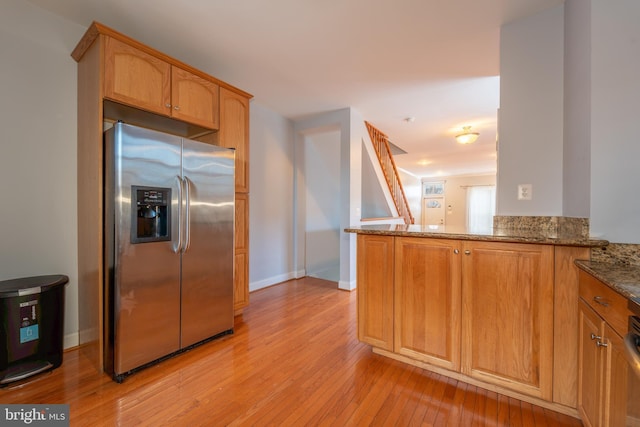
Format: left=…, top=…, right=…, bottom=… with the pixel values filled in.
left=1, top=277, right=583, bottom=426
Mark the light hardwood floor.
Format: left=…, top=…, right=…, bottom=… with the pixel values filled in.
left=1, top=277, right=582, bottom=426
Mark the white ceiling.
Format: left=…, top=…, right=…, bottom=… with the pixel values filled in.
left=28, top=0, right=563, bottom=178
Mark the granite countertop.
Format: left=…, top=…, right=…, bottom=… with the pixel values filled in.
left=575, top=260, right=640, bottom=311
left=345, top=224, right=609, bottom=247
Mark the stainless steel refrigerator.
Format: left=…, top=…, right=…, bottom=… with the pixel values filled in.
left=104, top=122, right=234, bottom=382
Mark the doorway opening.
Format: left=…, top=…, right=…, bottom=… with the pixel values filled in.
left=303, top=130, right=340, bottom=282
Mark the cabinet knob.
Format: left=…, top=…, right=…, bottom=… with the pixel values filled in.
left=165, top=103, right=171, bottom=108
left=454, top=249, right=459, bottom=254
left=464, top=250, right=471, bottom=255
left=596, top=340, right=608, bottom=348
left=590, top=333, right=601, bottom=341
left=174, top=105, right=180, bottom=111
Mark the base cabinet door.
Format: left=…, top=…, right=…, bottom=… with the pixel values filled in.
left=578, top=300, right=605, bottom=427
left=357, top=235, right=394, bottom=350
left=578, top=274, right=635, bottom=427
left=603, top=324, right=629, bottom=427
left=394, top=237, right=461, bottom=371
left=461, top=242, right=554, bottom=400
left=578, top=305, right=631, bottom=427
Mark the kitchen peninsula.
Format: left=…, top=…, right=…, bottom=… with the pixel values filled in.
left=346, top=220, right=608, bottom=417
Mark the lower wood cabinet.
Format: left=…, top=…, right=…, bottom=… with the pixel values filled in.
left=356, top=234, right=578, bottom=409
left=577, top=271, right=632, bottom=427
left=394, top=238, right=461, bottom=371
left=357, top=234, right=394, bottom=350
left=461, top=241, right=554, bottom=400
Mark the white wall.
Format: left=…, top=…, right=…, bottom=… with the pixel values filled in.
left=497, top=5, right=565, bottom=216
left=304, top=131, right=340, bottom=282
left=438, top=175, right=497, bottom=228
left=588, top=0, right=640, bottom=242
left=248, top=103, right=296, bottom=290
left=0, top=1, right=84, bottom=349
left=501, top=1, right=640, bottom=243
left=563, top=0, right=591, bottom=218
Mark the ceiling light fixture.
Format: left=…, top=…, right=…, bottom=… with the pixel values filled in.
left=455, top=126, right=479, bottom=144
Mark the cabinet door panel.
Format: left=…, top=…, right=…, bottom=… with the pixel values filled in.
left=357, top=235, right=394, bottom=350
left=104, top=37, right=171, bottom=116
left=602, top=324, right=629, bottom=427
left=461, top=242, right=554, bottom=399
left=171, top=66, right=219, bottom=129
left=233, top=251, right=248, bottom=311
left=394, top=238, right=461, bottom=370
left=578, top=300, right=604, bottom=427
left=234, top=193, right=248, bottom=252
left=219, top=88, right=250, bottom=192
left=233, top=194, right=249, bottom=311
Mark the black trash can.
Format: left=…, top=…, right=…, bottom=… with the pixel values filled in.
left=0, top=275, right=68, bottom=385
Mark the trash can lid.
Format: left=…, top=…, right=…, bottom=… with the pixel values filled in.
left=0, top=275, right=69, bottom=298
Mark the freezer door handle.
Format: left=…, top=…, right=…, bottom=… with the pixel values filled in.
left=174, top=175, right=183, bottom=254
left=183, top=176, right=192, bottom=253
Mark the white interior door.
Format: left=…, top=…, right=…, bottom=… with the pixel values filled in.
left=422, top=197, right=446, bottom=226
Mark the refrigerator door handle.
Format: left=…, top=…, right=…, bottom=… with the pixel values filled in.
left=174, top=175, right=183, bottom=254
left=183, top=176, right=192, bottom=253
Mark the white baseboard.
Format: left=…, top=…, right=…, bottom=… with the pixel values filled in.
left=250, top=271, right=300, bottom=292
left=250, top=270, right=355, bottom=292
left=338, top=279, right=356, bottom=291
left=63, top=331, right=79, bottom=350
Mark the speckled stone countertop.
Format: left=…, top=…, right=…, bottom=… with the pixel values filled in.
left=345, top=224, right=609, bottom=247
left=575, top=260, right=640, bottom=313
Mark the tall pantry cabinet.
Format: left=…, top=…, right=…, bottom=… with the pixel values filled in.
left=218, top=89, right=250, bottom=310
left=71, top=22, right=252, bottom=371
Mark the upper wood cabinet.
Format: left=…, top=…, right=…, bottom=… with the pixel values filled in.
left=104, top=37, right=171, bottom=116
left=219, top=88, right=250, bottom=192
left=461, top=241, right=554, bottom=401
left=104, top=36, right=219, bottom=130
left=171, top=66, right=219, bottom=129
